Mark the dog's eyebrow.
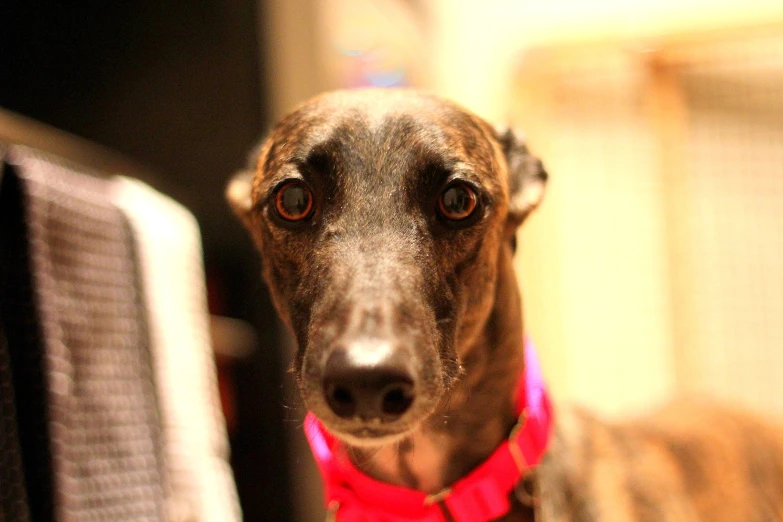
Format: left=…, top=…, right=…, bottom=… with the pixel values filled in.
left=418, top=152, right=476, bottom=180
left=303, top=145, right=335, bottom=173
left=278, top=149, right=338, bottom=186
left=289, top=123, right=358, bottom=176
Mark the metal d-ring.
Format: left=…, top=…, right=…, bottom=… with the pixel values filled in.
left=508, top=407, right=529, bottom=474
left=514, top=470, right=543, bottom=522
left=325, top=500, right=340, bottom=522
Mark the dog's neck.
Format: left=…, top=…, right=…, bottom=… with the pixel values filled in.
left=349, top=244, right=524, bottom=493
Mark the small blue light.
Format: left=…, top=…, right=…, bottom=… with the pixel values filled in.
left=365, top=68, right=406, bottom=87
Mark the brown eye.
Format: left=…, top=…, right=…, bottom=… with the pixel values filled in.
left=274, top=181, right=314, bottom=221
left=438, top=183, right=478, bottom=221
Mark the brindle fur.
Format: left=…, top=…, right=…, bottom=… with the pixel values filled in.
left=227, top=89, right=783, bottom=521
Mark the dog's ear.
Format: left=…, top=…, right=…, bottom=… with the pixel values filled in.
left=496, top=128, right=548, bottom=231
left=226, top=169, right=256, bottom=231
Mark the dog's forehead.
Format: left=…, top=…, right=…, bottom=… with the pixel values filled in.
left=306, top=89, right=448, bottom=126
left=296, top=89, right=476, bottom=127
left=270, top=90, right=496, bottom=162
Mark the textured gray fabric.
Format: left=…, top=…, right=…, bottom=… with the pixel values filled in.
left=7, top=147, right=166, bottom=522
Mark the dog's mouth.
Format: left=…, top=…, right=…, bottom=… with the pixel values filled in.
left=325, top=421, right=420, bottom=448
left=312, top=405, right=441, bottom=450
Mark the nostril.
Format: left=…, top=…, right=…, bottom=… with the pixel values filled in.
left=332, top=386, right=352, bottom=405
left=326, top=384, right=356, bottom=419
left=381, top=383, right=414, bottom=418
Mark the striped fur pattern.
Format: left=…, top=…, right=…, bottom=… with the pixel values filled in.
left=535, top=401, right=783, bottom=522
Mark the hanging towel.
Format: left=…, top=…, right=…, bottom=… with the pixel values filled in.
left=112, top=177, right=241, bottom=522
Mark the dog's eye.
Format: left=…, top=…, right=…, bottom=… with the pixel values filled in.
left=274, top=180, right=314, bottom=221
left=438, top=183, right=478, bottom=221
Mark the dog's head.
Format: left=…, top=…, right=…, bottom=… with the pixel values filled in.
left=227, top=89, right=546, bottom=446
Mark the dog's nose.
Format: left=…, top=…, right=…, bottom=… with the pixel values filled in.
left=322, top=342, right=415, bottom=422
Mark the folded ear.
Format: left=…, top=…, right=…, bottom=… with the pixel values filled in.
left=225, top=169, right=256, bottom=231
left=496, top=128, right=548, bottom=231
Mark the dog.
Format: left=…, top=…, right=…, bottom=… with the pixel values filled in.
left=227, top=89, right=783, bottom=521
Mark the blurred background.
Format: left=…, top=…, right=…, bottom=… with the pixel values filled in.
left=3, top=0, right=783, bottom=520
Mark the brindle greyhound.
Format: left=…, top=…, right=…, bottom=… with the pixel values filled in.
left=227, top=89, right=783, bottom=521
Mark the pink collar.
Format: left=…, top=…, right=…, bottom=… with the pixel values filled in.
left=304, top=339, right=554, bottom=522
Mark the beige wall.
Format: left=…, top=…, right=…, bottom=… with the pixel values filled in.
left=508, top=54, right=680, bottom=416
left=425, top=0, right=783, bottom=120
left=423, top=0, right=783, bottom=417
